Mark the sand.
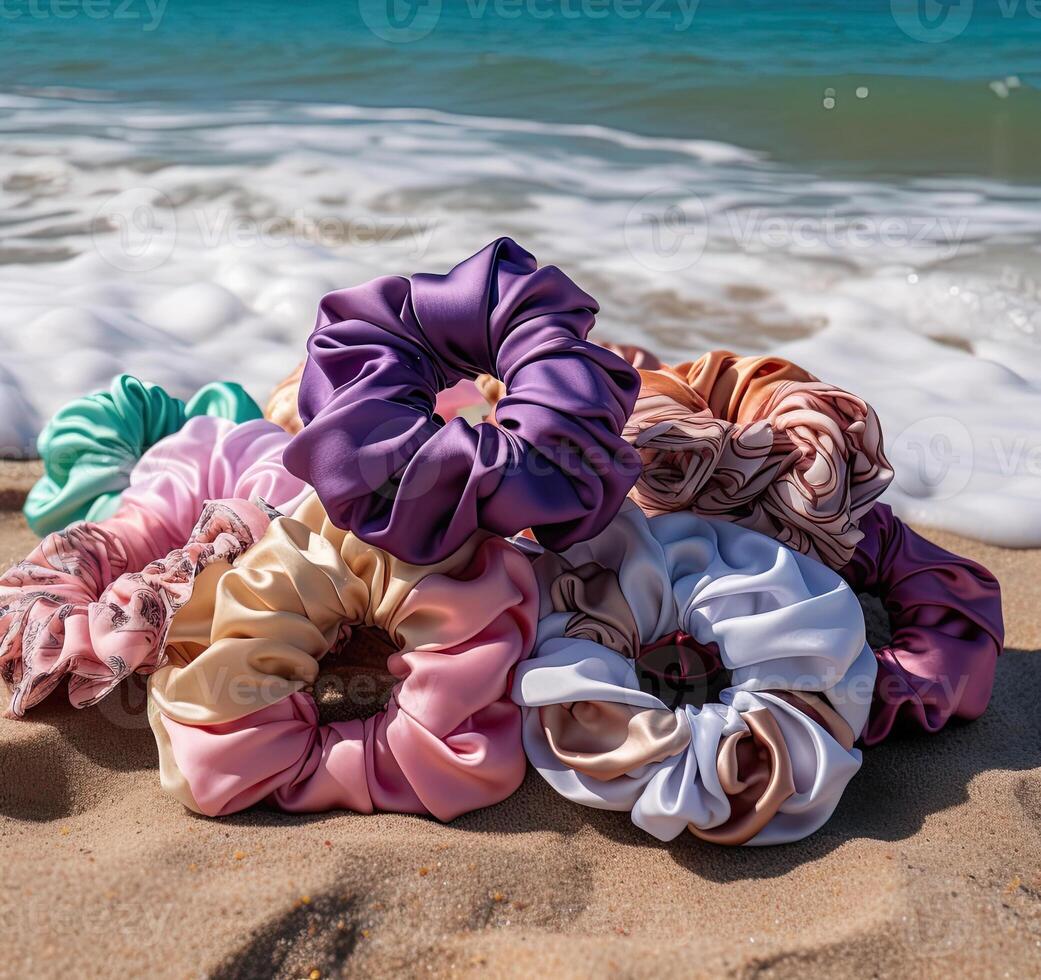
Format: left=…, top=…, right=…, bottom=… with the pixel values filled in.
left=1, top=467, right=1039, bottom=979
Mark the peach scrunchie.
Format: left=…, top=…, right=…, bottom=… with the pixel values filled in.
left=625, top=350, right=893, bottom=568
left=0, top=417, right=309, bottom=716
left=263, top=363, right=306, bottom=434
left=148, top=493, right=538, bottom=821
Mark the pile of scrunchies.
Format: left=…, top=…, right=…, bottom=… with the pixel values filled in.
left=2, top=238, right=1003, bottom=846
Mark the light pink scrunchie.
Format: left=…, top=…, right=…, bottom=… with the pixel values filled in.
left=0, top=417, right=309, bottom=716
left=149, top=493, right=538, bottom=821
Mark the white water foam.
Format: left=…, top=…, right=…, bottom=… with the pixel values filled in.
left=2, top=93, right=1040, bottom=544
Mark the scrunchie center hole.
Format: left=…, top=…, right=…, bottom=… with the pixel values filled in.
left=313, top=626, right=399, bottom=724
left=635, top=631, right=731, bottom=711
left=433, top=378, right=499, bottom=427
left=858, top=592, right=893, bottom=650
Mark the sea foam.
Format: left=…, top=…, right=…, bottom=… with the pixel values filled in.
left=2, top=93, right=1039, bottom=544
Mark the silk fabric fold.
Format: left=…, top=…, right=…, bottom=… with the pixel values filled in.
left=625, top=350, right=893, bottom=568
left=512, top=503, right=875, bottom=845
left=284, top=237, right=641, bottom=564
left=264, top=362, right=306, bottom=434
left=840, top=503, right=1003, bottom=745
left=148, top=492, right=538, bottom=821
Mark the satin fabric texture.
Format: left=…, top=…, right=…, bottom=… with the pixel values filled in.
left=512, top=503, right=876, bottom=846
left=624, top=350, right=893, bottom=569
left=0, top=417, right=308, bottom=715
left=25, top=374, right=263, bottom=536
left=264, top=345, right=656, bottom=437
left=284, top=237, right=641, bottom=565
left=840, top=503, right=1003, bottom=745
left=148, top=492, right=538, bottom=821
left=451, top=343, right=662, bottom=419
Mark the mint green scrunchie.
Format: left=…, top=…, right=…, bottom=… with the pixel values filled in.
left=24, top=375, right=263, bottom=536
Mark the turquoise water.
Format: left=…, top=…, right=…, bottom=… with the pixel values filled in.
left=2, top=0, right=1040, bottom=178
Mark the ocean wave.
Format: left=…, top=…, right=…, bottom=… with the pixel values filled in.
left=1, top=92, right=1040, bottom=543
left=302, top=103, right=766, bottom=165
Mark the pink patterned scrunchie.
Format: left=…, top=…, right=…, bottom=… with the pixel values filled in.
left=0, top=416, right=309, bottom=716
left=0, top=500, right=268, bottom=715
left=625, top=350, right=894, bottom=569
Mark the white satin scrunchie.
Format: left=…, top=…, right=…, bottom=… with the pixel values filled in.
left=511, top=503, right=876, bottom=846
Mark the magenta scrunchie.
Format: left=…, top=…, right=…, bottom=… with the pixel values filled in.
left=840, top=504, right=1004, bottom=745
left=0, top=417, right=309, bottom=715
left=284, top=237, right=641, bottom=565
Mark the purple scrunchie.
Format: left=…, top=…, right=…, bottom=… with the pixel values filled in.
left=840, top=503, right=1004, bottom=746
left=284, top=238, right=641, bottom=564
